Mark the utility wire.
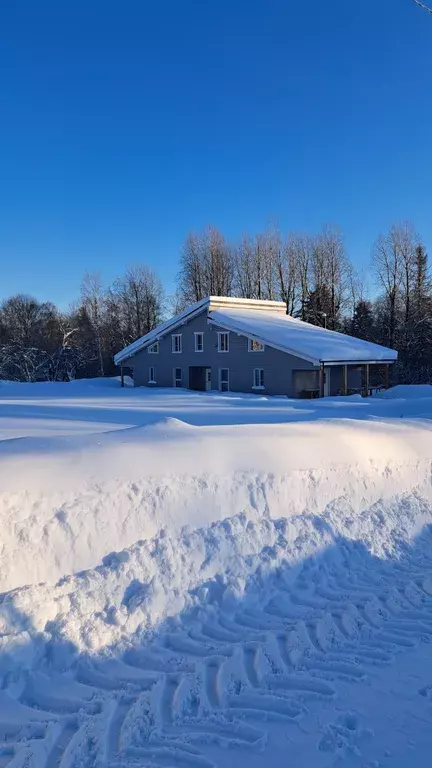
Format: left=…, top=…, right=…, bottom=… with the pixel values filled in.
left=412, top=0, right=432, bottom=15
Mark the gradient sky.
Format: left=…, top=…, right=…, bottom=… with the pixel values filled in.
left=0, top=0, right=431, bottom=307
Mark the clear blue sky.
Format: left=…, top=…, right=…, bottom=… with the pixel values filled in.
left=1, top=0, right=431, bottom=307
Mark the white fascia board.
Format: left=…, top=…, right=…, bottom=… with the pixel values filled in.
left=323, top=358, right=397, bottom=366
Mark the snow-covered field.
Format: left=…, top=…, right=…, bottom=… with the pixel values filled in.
left=0, top=379, right=431, bottom=767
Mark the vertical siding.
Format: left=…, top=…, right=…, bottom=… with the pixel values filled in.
left=129, top=308, right=316, bottom=396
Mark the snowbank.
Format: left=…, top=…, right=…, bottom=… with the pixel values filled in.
left=0, top=380, right=432, bottom=766
left=0, top=380, right=431, bottom=592
left=377, top=384, right=432, bottom=399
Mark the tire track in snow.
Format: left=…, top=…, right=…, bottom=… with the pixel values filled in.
left=3, top=528, right=432, bottom=765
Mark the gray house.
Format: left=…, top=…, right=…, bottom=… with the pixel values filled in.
left=114, top=297, right=397, bottom=397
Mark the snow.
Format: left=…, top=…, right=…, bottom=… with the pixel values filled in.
left=0, top=378, right=431, bottom=766
left=209, top=307, right=398, bottom=363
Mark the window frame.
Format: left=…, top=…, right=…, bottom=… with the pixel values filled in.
left=194, top=332, right=204, bottom=353
left=171, top=334, right=182, bottom=354
left=148, top=366, right=157, bottom=384
left=217, top=331, right=230, bottom=353
left=219, top=367, right=229, bottom=392
left=248, top=338, right=265, bottom=353
left=252, top=368, right=265, bottom=390
left=148, top=341, right=159, bottom=354
left=173, top=367, right=183, bottom=388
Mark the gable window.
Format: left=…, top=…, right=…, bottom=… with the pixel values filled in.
left=148, top=342, right=159, bottom=354
left=194, top=332, right=204, bottom=352
left=174, top=367, right=182, bottom=388
left=248, top=339, right=264, bottom=352
left=219, top=368, right=229, bottom=392
left=172, top=334, right=182, bottom=354
left=253, top=368, right=265, bottom=389
left=148, top=366, right=157, bottom=384
left=217, top=332, right=229, bottom=353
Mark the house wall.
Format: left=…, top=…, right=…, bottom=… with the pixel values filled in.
left=129, top=309, right=315, bottom=396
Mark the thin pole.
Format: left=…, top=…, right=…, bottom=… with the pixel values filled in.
left=343, top=365, right=348, bottom=396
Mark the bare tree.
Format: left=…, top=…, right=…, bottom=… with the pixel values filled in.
left=0, top=294, right=58, bottom=347
left=80, top=272, right=106, bottom=377
left=178, top=226, right=233, bottom=304
left=276, top=233, right=299, bottom=314
left=372, top=226, right=405, bottom=348
left=111, top=265, right=164, bottom=343
left=233, top=234, right=256, bottom=298
left=178, top=232, right=204, bottom=304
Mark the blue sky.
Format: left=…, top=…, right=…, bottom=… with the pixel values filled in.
left=0, top=0, right=431, bottom=307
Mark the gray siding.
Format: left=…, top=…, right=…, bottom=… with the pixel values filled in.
left=129, top=309, right=315, bottom=396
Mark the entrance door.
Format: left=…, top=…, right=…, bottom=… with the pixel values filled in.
left=323, top=367, right=331, bottom=397
left=205, top=368, right=212, bottom=391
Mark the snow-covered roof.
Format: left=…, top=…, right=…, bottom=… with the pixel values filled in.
left=209, top=307, right=397, bottom=364
left=114, top=296, right=397, bottom=366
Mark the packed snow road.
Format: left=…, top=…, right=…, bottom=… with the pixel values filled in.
left=0, top=379, right=431, bottom=766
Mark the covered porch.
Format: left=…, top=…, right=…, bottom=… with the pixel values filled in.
left=294, top=361, right=394, bottom=399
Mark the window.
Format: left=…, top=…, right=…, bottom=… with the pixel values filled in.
left=253, top=368, right=264, bottom=389
left=148, top=342, right=159, bottom=354
left=148, top=366, right=157, bottom=384
left=217, top=332, right=229, bottom=352
left=248, top=339, right=264, bottom=352
left=219, top=368, right=229, bottom=392
left=194, top=332, right=204, bottom=352
left=174, top=367, right=182, bottom=387
left=172, top=334, right=182, bottom=354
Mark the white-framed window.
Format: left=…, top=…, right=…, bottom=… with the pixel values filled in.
left=248, top=339, right=265, bottom=352
left=172, top=334, right=182, bottom=354
left=148, top=366, right=157, bottom=384
left=174, top=367, right=182, bottom=387
left=219, top=368, right=229, bottom=392
left=194, top=332, right=204, bottom=352
left=148, top=342, right=159, bottom=354
left=217, top=332, right=229, bottom=353
left=253, top=368, right=264, bottom=389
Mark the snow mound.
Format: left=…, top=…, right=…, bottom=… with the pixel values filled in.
left=0, top=381, right=432, bottom=765
left=377, top=384, right=432, bottom=399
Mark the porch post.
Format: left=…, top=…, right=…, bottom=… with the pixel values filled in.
left=319, top=363, right=325, bottom=398
left=362, top=363, right=370, bottom=397
left=384, top=364, right=390, bottom=390
left=120, top=366, right=124, bottom=388
left=342, top=364, right=348, bottom=396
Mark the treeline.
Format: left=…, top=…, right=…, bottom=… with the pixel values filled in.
left=0, top=222, right=431, bottom=384
left=0, top=266, right=163, bottom=382
left=177, top=223, right=432, bottom=384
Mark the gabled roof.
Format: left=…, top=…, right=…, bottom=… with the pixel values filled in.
left=114, top=296, right=397, bottom=366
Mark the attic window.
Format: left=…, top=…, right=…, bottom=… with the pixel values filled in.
left=248, top=339, right=265, bottom=352
left=148, top=342, right=159, bottom=354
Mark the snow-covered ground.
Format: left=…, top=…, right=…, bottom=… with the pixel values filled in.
left=0, top=379, right=431, bottom=766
